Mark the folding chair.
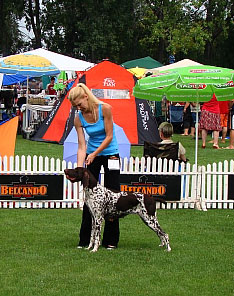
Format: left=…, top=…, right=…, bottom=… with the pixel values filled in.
left=144, top=141, right=179, bottom=162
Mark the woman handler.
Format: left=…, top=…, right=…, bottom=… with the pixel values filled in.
left=68, top=83, right=120, bottom=249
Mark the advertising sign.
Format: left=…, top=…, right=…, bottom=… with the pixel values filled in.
left=120, top=174, right=181, bottom=201
left=0, top=175, right=63, bottom=200
left=228, top=175, right=234, bottom=200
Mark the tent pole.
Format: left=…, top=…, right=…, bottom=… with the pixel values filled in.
left=195, top=100, right=199, bottom=170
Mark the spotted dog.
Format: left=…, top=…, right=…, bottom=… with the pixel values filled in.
left=64, top=167, right=171, bottom=253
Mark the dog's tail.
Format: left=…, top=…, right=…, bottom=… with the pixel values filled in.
left=153, top=197, right=167, bottom=204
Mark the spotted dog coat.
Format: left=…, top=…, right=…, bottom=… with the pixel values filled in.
left=64, top=167, right=171, bottom=253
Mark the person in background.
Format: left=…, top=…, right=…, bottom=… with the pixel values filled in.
left=158, top=122, right=187, bottom=162
left=199, top=94, right=222, bottom=149
left=68, top=83, right=120, bottom=250
left=46, top=77, right=56, bottom=96
left=182, top=102, right=193, bottom=136
left=225, top=100, right=234, bottom=149
left=39, top=80, right=43, bottom=93
left=190, top=102, right=201, bottom=138
left=219, top=101, right=230, bottom=144
left=17, top=90, right=26, bottom=108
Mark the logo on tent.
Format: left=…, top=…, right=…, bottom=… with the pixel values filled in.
left=139, top=102, right=149, bottom=130
left=176, top=83, right=207, bottom=90
left=190, top=69, right=221, bottom=73
left=103, top=78, right=116, bottom=87
left=214, top=81, right=234, bottom=89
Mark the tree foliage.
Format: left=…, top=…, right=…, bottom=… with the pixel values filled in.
left=0, top=0, right=234, bottom=68
left=0, top=0, right=25, bottom=56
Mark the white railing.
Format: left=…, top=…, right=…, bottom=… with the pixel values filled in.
left=0, top=155, right=233, bottom=210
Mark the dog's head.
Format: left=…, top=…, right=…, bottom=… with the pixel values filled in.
left=64, top=167, right=96, bottom=188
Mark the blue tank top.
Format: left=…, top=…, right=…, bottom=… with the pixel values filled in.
left=78, top=104, right=119, bottom=156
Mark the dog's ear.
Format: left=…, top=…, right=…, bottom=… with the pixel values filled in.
left=82, top=169, right=90, bottom=188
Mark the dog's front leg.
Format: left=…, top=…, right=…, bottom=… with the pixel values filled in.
left=87, top=217, right=96, bottom=251
left=90, top=216, right=104, bottom=252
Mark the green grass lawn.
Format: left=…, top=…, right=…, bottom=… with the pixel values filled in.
left=15, top=134, right=234, bottom=166
left=3, top=134, right=234, bottom=296
left=0, top=209, right=233, bottom=296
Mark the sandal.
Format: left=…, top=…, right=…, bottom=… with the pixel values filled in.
left=213, top=145, right=220, bottom=149
left=202, top=145, right=206, bottom=149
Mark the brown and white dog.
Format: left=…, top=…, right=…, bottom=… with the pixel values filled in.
left=64, top=167, right=171, bottom=252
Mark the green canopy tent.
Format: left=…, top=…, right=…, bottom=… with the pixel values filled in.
left=121, top=56, right=163, bottom=69
left=133, top=65, right=234, bottom=168
left=133, top=65, right=234, bottom=208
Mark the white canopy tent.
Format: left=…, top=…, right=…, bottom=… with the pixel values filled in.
left=0, top=48, right=94, bottom=72
left=150, top=59, right=202, bottom=73
left=25, top=48, right=94, bottom=72
left=0, top=48, right=95, bottom=88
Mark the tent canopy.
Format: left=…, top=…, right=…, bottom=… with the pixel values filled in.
left=0, top=48, right=94, bottom=72
left=25, top=48, right=94, bottom=72
left=1, top=74, right=29, bottom=86
left=121, top=56, right=163, bottom=69
left=0, top=117, right=18, bottom=166
left=79, top=60, right=160, bottom=144
left=151, top=59, right=202, bottom=73
left=32, top=60, right=160, bottom=145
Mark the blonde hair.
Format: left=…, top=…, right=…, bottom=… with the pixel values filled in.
left=158, top=122, right=173, bottom=138
left=68, top=83, right=103, bottom=121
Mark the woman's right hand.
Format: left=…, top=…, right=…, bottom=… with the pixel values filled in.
left=85, top=152, right=96, bottom=165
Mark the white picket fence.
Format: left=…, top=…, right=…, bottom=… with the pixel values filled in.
left=0, top=155, right=233, bottom=210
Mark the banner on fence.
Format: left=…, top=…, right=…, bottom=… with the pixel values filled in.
left=228, top=175, right=234, bottom=200
left=0, top=175, right=63, bottom=200
left=120, top=174, right=181, bottom=201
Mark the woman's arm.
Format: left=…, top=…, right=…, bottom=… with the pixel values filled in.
left=180, top=154, right=187, bottom=162
left=183, top=102, right=190, bottom=112
left=85, top=104, right=114, bottom=165
left=74, top=116, right=87, bottom=167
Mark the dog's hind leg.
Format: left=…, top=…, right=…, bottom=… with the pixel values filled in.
left=139, top=213, right=171, bottom=252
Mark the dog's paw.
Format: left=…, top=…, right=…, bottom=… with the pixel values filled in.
left=165, top=245, right=172, bottom=252
left=90, top=248, right=98, bottom=253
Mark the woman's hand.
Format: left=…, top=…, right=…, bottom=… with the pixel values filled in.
left=85, top=152, right=96, bottom=165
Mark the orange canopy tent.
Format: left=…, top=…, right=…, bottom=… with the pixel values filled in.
left=32, top=61, right=160, bottom=145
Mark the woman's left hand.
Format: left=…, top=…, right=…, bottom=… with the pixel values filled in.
left=85, top=153, right=96, bottom=165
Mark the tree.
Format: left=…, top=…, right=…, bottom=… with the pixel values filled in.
left=187, top=0, right=234, bottom=65
left=2, top=0, right=233, bottom=68
left=41, top=0, right=138, bottom=63
left=137, top=0, right=208, bottom=64
left=0, top=0, right=25, bottom=56
left=23, top=0, right=43, bottom=48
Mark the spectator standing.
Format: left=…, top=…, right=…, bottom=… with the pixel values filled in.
left=190, top=102, right=201, bottom=138
left=199, top=94, right=222, bottom=149
left=219, top=101, right=229, bottom=143
left=182, top=102, right=194, bottom=136
left=46, top=77, right=57, bottom=96
left=225, top=101, right=234, bottom=149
